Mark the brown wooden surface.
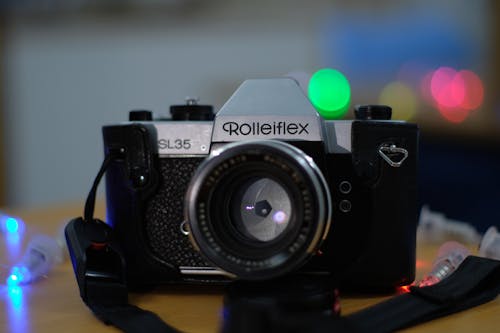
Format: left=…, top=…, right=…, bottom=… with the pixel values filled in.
left=0, top=201, right=498, bottom=332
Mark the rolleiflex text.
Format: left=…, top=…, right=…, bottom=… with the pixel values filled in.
left=222, top=121, right=310, bottom=136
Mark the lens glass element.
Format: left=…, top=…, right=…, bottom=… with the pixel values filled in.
left=235, top=177, right=292, bottom=242
left=186, top=140, right=332, bottom=279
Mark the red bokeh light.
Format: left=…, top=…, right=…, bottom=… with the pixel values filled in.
left=430, top=67, right=465, bottom=108
left=459, top=70, right=484, bottom=110
left=397, top=285, right=412, bottom=294
left=436, top=104, right=470, bottom=124
left=423, top=66, right=484, bottom=123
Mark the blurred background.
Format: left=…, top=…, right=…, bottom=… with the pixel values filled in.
left=0, top=0, right=498, bottom=232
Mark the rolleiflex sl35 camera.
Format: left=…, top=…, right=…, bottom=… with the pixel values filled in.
left=102, top=79, right=419, bottom=289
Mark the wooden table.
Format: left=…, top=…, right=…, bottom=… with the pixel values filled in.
left=0, top=202, right=498, bottom=332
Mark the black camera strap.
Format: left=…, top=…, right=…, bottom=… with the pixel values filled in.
left=222, top=256, right=500, bottom=333
left=344, top=255, right=500, bottom=333
left=66, top=154, right=500, bottom=333
left=66, top=152, right=181, bottom=333
left=86, top=284, right=178, bottom=333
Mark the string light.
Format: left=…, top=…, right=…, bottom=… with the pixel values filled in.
left=308, top=68, right=351, bottom=119
left=378, top=81, right=417, bottom=120
left=1, top=215, right=25, bottom=235
left=420, top=66, right=484, bottom=123
left=6, top=235, right=63, bottom=286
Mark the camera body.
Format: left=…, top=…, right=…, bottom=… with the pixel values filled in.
left=103, top=79, right=419, bottom=289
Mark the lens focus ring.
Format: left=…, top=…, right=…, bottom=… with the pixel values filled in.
left=185, top=140, right=332, bottom=280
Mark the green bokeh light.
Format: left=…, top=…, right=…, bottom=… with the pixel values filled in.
left=308, top=68, right=351, bottom=119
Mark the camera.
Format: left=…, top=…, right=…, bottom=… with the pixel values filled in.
left=103, top=78, right=419, bottom=289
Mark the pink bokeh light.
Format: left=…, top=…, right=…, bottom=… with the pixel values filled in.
left=422, top=66, right=484, bottom=123
left=430, top=67, right=465, bottom=108
left=459, top=70, right=484, bottom=110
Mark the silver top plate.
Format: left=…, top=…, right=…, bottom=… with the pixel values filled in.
left=212, top=78, right=323, bottom=142
left=323, top=120, right=353, bottom=153
left=153, top=122, right=213, bottom=156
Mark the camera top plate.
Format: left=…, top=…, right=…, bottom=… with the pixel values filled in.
left=212, top=79, right=323, bottom=142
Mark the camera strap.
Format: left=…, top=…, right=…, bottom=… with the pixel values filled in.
left=66, top=154, right=500, bottom=333
left=66, top=152, right=181, bottom=333
left=343, top=255, right=500, bottom=333
left=222, top=256, right=500, bottom=333
left=86, top=284, right=179, bottom=333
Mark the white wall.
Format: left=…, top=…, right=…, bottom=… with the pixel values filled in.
left=3, top=1, right=330, bottom=206
left=4, top=0, right=490, bottom=206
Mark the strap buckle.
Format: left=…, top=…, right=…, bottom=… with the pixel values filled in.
left=65, top=217, right=127, bottom=305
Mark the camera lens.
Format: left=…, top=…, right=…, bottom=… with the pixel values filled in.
left=234, top=177, right=292, bottom=242
left=186, top=140, right=332, bottom=280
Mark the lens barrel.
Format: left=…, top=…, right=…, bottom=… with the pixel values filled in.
left=186, top=140, right=331, bottom=280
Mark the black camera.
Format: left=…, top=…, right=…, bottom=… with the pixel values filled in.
left=103, top=79, right=419, bottom=289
